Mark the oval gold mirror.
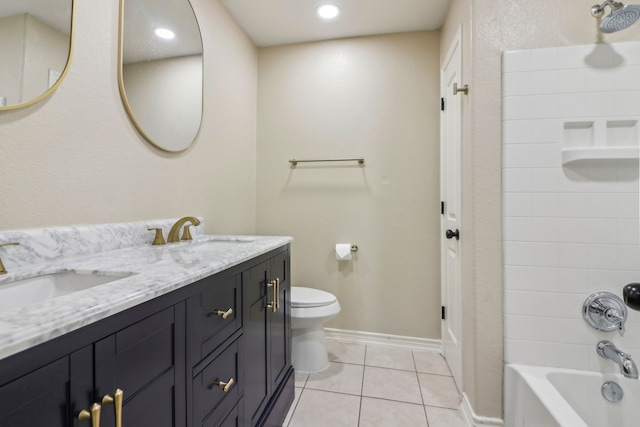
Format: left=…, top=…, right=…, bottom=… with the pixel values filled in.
left=118, top=0, right=203, bottom=153
left=0, top=0, right=74, bottom=110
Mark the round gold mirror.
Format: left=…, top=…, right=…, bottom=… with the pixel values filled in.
left=118, top=0, right=203, bottom=152
left=0, top=0, right=74, bottom=110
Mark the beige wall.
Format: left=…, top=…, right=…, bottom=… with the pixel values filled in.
left=441, top=0, right=640, bottom=419
left=22, top=14, right=69, bottom=102
left=256, top=31, right=442, bottom=339
left=0, top=14, right=68, bottom=105
left=0, top=0, right=258, bottom=234
left=123, top=55, right=202, bottom=149
left=0, top=15, right=25, bottom=104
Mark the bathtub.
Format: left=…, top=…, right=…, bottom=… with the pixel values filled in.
left=505, top=364, right=640, bottom=427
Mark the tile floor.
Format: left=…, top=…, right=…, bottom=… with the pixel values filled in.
left=282, top=340, right=466, bottom=427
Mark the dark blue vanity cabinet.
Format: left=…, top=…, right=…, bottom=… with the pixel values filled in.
left=0, top=299, right=185, bottom=427
left=0, top=245, right=293, bottom=427
left=242, top=249, right=293, bottom=427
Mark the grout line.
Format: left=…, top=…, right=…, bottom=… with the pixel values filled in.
left=415, top=361, right=426, bottom=408
left=424, top=403, right=431, bottom=427
left=357, top=344, right=368, bottom=426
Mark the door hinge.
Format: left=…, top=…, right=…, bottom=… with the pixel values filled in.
left=441, top=201, right=445, bottom=215
left=441, top=306, right=446, bottom=320
left=440, top=97, right=445, bottom=111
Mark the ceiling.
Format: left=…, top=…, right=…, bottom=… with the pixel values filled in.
left=220, top=0, right=451, bottom=47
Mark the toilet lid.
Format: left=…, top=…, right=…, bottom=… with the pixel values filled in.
left=291, top=287, right=337, bottom=308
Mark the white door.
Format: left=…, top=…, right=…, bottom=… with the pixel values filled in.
left=440, top=27, right=463, bottom=389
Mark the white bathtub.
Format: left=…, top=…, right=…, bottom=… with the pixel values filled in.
left=505, top=364, right=640, bottom=427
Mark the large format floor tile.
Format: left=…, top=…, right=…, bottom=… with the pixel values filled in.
left=413, top=350, right=451, bottom=376
left=327, top=340, right=366, bottom=365
left=287, top=389, right=361, bottom=427
left=305, top=361, right=364, bottom=395
left=364, top=345, right=415, bottom=371
left=359, top=397, right=429, bottom=427
left=283, top=340, right=464, bottom=426
left=362, top=366, right=422, bottom=404
left=418, top=373, right=461, bottom=408
left=425, top=406, right=467, bottom=427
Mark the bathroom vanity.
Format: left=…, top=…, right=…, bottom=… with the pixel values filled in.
left=0, top=219, right=293, bottom=427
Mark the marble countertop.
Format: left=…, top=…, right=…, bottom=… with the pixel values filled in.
left=0, top=234, right=292, bottom=361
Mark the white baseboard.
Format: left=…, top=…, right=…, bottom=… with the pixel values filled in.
left=460, top=392, right=504, bottom=427
left=324, top=327, right=441, bottom=352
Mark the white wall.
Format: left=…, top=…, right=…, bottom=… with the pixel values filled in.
left=0, top=0, right=257, bottom=234
left=503, top=40, right=640, bottom=372
left=256, top=31, right=442, bottom=339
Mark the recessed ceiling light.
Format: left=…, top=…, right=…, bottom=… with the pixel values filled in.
left=317, top=4, right=340, bottom=20
left=155, top=28, right=175, bottom=40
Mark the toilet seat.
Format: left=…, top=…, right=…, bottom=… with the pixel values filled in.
left=291, top=287, right=336, bottom=308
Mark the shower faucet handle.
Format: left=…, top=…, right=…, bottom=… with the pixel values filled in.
left=583, top=291, right=627, bottom=336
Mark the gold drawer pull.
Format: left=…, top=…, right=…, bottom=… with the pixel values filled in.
left=102, top=388, right=124, bottom=427
left=78, top=403, right=101, bottom=427
left=266, top=280, right=277, bottom=313
left=214, top=308, right=233, bottom=319
left=214, top=378, right=235, bottom=393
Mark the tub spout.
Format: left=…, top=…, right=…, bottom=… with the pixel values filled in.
left=597, top=340, right=639, bottom=379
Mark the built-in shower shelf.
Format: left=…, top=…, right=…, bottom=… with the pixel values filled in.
left=562, top=119, right=639, bottom=165
left=561, top=146, right=640, bottom=164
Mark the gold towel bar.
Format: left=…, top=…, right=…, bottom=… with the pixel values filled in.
left=289, top=158, right=365, bottom=167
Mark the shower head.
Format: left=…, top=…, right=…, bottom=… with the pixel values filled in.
left=591, top=1, right=640, bottom=33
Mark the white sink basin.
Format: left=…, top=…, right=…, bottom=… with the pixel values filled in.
left=0, top=272, right=133, bottom=312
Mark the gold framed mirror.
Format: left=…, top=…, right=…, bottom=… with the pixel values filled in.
left=0, top=0, right=74, bottom=110
left=118, top=0, right=203, bottom=153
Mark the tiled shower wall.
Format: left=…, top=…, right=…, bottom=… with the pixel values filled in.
left=502, top=41, right=640, bottom=372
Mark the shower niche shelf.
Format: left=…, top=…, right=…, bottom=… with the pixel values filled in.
left=561, top=119, right=640, bottom=165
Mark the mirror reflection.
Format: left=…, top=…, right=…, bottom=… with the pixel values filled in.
left=119, top=0, right=203, bottom=152
left=0, top=0, right=73, bottom=109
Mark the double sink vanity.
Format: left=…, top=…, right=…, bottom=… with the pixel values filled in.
left=0, top=218, right=294, bottom=427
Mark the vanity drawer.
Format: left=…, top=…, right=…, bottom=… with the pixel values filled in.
left=189, top=272, right=241, bottom=361
left=194, top=339, right=241, bottom=426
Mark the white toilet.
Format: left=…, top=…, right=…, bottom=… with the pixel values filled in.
left=290, top=286, right=341, bottom=373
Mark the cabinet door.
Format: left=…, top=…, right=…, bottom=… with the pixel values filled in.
left=95, top=304, right=186, bottom=427
left=269, top=251, right=290, bottom=392
left=242, top=261, right=270, bottom=426
left=0, top=346, right=92, bottom=427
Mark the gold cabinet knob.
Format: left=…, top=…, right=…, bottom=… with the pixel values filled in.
left=78, top=403, right=101, bottom=427
left=102, top=389, right=123, bottom=427
left=213, top=308, right=233, bottom=319
left=213, top=378, right=235, bottom=393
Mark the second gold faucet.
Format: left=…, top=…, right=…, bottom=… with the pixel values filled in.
left=167, top=217, right=201, bottom=243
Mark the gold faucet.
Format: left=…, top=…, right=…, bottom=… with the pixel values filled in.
left=167, top=217, right=201, bottom=243
left=0, top=242, right=20, bottom=275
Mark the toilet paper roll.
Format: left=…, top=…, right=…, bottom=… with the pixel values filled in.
left=335, top=243, right=352, bottom=261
